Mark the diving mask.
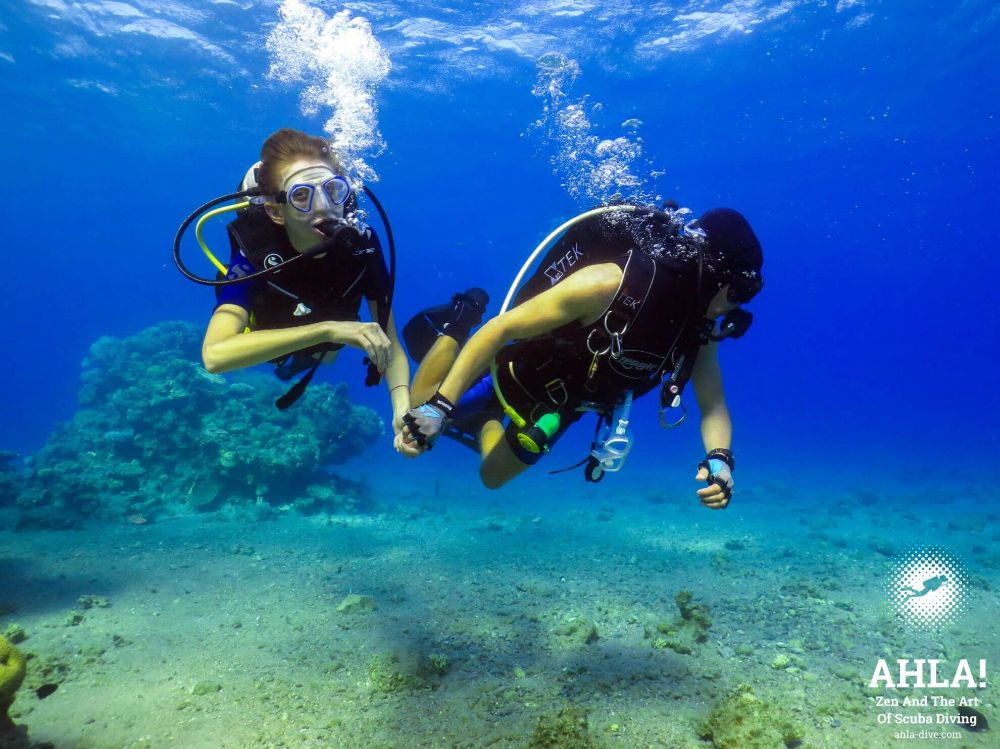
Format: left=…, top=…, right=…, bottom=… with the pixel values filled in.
left=709, top=308, right=753, bottom=341
left=726, top=270, right=763, bottom=305
left=275, top=175, right=352, bottom=213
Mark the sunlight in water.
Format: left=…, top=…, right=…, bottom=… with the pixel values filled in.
left=529, top=51, right=661, bottom=206
left=266, top=0, right=391, bottom=182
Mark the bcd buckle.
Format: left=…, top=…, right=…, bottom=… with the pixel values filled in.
left=545, top=378, right=568, bottom=406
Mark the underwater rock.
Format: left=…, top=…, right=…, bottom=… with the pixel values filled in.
left=0, top=628, right=24, bottom=647
left=830, top=664, right=859, bottom=682
left=335, top=594, right=375, bottom=614
left=553, top=616, right=599, bottom=647
left=646, top=590, right=712, bottom=654
left=697, top=683, right=804, bottom=749
left=366, top=650, right=446, bottom=693
left=527, top=704, right=594, bottom=749
left=190, top=681, right=222, bottom=696
left=76, top=595, right=109, bottom=610
left=956, top=705, right=988, bottom=732
left=0, top=624, right=28, bottom=645
left=515, top=579, right=556, bottom=598
left=16, top=322, right=382, bottom=527
left=23, top=655, right=69, bottom=696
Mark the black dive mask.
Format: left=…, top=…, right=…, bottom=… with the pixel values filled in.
left=709, top=308, right=753, bottom=340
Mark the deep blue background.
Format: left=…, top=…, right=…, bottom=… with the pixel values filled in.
left=1, top=1, right=997, bottom=485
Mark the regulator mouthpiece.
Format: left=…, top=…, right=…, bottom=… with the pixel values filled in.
left=315, top=218, right=340, bottom=237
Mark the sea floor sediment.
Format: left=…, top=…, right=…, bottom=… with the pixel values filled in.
left=2, top=475, right=996, bottom=749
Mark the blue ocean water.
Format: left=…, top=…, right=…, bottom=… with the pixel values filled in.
left=2, top=1, right=997, bottom=487
left=1, top=5, right=999, bottom=747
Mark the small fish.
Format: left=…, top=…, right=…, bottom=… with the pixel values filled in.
left=36, top=683, right=58, bottom=700
left=957, top=705, right=989, bottom=732
left=621, top=118, right=642, bottom=129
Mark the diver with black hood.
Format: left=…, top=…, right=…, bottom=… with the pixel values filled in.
left=400, top=203, right=764, bottom=506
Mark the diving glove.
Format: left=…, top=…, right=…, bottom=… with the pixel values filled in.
left=698, top=448, right=735, bottom=501
left=402, top=392, right=455, bottom=449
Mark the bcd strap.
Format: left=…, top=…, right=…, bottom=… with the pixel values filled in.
left=363, top=246, right=392, bottom=387
left=584, top=250, right=657, bottom=389
left=274, top=347, right=329, bottom=410
left=591, top=250, right=655, bottom=352
left=227, top=208, right=292, bottom=269
left=607, top=250, right=655, bottom=338
left=546, top=416, right=604, bottom=480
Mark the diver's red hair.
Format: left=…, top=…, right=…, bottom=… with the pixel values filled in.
left=257, top=128, right=343, bottom=195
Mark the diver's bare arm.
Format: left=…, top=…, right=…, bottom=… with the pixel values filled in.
left=690, top=341, right=732, bottom=451
left=201, top=305, right=374, bottom=374
left=369, top=302, right=412, bottom=422
left=435, top=263, right=623, bottom=404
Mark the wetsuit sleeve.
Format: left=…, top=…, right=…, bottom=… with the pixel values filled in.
left=213, top=248, right=259, bottom=311
left=363, top=230, right=391, bottom=302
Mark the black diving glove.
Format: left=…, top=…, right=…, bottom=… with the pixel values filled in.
left=698, top=448, right=735, bottom=501
left=402, top=392, right=455, bottom=450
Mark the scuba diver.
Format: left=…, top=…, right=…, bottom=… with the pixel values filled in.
left=899, top=575, right=948, bottom=600
left=175, top=128, right=417, bottom=455
left=400, top=204, right=764, bottom=507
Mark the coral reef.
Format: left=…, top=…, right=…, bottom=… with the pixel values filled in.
left=0, top=635, right=26, bottom=731
left=0, top=453, right=22, bottom=508
left=16, top=322, right=383, bottom=527
left=646, top=589, right=712, bottom=654
left=697, top=683, right=804, bottom=749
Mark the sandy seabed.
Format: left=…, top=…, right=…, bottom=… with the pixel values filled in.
left=2, top=470, right=997, bottom=749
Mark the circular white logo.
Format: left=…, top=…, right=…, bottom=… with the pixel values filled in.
left=264, top=253, right=283, bottom=267
left=887, top=547, right=968, bottom=630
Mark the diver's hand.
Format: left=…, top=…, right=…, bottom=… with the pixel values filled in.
left=401, top=392, right=455, bottom=452
left=393, top=405, right=421, bottom=458
left=325, top=321, right=390, bottom=373
left=695, top=449, right=734, bottom=510
left=394, top=430, right=421, bottom=457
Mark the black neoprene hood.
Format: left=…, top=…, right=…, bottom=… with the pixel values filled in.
left=699, top=208, right=764, bottom=277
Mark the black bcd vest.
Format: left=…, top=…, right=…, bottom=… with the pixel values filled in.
left=223, top=207, right=389, bottom=332
left=499, top=208, right=712, bottom=415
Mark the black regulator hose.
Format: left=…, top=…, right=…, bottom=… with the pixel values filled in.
left=361, top=185, right=396, bottom=327
left=173, top=186, right=396, bottom=300
left=359, top=186, right=396, bottom=386
left=172, top=188, right=332, bottom=287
